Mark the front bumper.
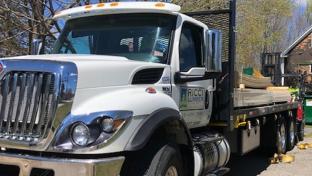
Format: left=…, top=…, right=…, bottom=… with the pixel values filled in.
left=0, top=152, right=124, bottom=176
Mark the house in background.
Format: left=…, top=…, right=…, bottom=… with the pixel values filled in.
left=281, top=25, right=312, bottom=85
left=281, top=25, right=312, bottom=74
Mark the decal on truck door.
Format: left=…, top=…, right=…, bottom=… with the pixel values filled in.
left=180, top=87, right=206, bottom=111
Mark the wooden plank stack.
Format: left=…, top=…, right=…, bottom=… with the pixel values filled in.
left=241, top=74, right=272, bottom=89
left=234, top=88, right=273, bottom=107
left=234, top=68, right=291, bottom=108
left=234, top=87, right=291, bottom=108
left=266, top=87, right=292, bottom=103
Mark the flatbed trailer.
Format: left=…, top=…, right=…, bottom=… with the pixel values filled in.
left=189, top=0, right=303, bottom=156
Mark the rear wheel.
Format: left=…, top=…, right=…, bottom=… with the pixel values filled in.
left=286, top=113, right=296, bottom=150
left=277, top=118, right=287, bottom=154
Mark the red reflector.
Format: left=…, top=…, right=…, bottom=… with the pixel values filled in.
left=297, top=104, right=303, bottom=121
left=146, top=87, right=157, bottom=94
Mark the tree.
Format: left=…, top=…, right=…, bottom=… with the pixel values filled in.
left=236, top=0, right=293, bottom=68
left=306, top=0, right=312, bottom=24
left=172, top=0, right=293, bottom=69
left=0, top=0, right=97, bottom=57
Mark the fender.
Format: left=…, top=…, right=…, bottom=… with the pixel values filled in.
left=125, top=108, right=193, bottom=151
left=49, top=87, right=191, bottom=154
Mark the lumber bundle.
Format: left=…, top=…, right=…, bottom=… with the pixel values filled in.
left=241, top=74, right=272, bottom=89
left=233, top=68, right=291, bottom=107
left=234, top=87, right=291, bottom=107
left=235, top=72, right=272, bottom=89
left=234, top=88, right=273, bottom=107
left=266, top=87, right=291, bottom=103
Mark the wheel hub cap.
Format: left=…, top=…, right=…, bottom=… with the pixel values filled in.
left=280, top=124, right=286, bottom=150
left=290, top=121, right=295, bottom=144
left=165, top=166, right=178, bottom=176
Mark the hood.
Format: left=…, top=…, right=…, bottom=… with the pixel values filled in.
left=3, top=54, right=167, bottom=89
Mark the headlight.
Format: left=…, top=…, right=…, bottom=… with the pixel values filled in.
left=52, top=111, right=133, bottom=151
left=71, top=123, right=90, bottom=146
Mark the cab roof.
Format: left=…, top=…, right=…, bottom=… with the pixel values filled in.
left=53, top=2, right=181, bottom=21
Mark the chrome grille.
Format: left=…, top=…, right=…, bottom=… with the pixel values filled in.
left=0, top=72, right=58, bottom=143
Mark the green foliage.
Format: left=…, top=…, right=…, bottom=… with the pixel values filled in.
left=236, top=0, right=292, bottom=68
left=306, top=0, right=312, bottom=24
left=173, top=0, right=293, bottom=69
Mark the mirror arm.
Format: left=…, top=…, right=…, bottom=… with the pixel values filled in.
left=175, top=72, right=221, bottom=84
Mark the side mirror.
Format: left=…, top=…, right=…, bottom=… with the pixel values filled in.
left=31, top=39, right=43, bottom=55
left=205, top=29, right=222, bottom=72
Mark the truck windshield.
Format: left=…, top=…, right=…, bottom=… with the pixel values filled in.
left=53, top=14, right=176, bottom=64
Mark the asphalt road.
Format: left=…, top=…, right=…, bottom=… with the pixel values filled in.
left=225, top=126, right=312, bottom=176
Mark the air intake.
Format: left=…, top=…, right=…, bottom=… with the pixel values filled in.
left=132, top=68, right=164, bottom=84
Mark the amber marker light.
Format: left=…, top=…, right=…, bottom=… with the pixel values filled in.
left=110, top=2, right=119, bottom=7
left=155, top=2, right=165, bottom=8
left=97, top=3, right=105, bottom=7
left=85, top=5, right=93, bottom=9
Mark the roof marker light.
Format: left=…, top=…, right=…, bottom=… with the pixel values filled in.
left=97, top=3, right=105, bottom=7
left=85, top=5, right=92, bottom=9
left=110, top=2, right=119, bottom=7
left=155, top=2, right=165, bottom=8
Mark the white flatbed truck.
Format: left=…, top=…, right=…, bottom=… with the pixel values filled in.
left=0, top=1, right=304, bottom=176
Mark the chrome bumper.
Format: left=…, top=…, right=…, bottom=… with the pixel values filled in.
left=0, top=152, right=124, bottom=176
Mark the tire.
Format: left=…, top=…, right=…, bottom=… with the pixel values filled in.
left=145, top=144, right=184, bottom=176
left=298, top=121, right=305, bottom=141
left=277, top=118, right=287, bottom=154
left=121, top=143, right=185, bottom=176
left=286, top=113, right=296, bottom=151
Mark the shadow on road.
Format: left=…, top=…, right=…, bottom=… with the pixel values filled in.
left=225, top=149, right=270, bottom=176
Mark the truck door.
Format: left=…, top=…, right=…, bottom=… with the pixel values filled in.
left=174, top=22, right=213, bottom=128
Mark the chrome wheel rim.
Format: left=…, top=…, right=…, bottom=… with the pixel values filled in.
left=290, top=121, right=295, bottom=145
left=165, top=166, right=178, bottom=176
left=279, top=123, right=286, bottom=152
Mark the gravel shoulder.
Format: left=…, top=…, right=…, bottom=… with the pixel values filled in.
left=226, top=126, right=312, bottom=176
left=259, top=126, right=312, bottom=176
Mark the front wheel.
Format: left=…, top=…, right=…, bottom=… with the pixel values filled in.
left=121, top=143, right=185, bottom=176
left=146, top=144, right=184, bottom=176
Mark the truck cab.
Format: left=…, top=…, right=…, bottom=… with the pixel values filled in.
left=52, top=3, right=221, bottom=129
left=0, top=2, right=227, bottom=176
